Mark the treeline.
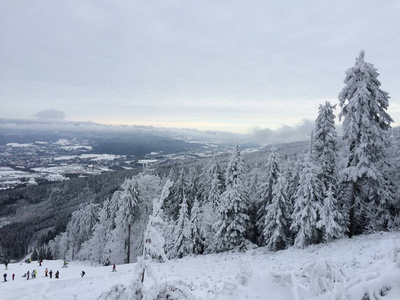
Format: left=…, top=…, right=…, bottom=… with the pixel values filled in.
left=3, top=51, right=400, bottom=264
left=0, top=168, right=139, bottom=261
left=45, top=51, right=400, bottom=264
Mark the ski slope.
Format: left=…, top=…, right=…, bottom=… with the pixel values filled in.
left=2, top=232, right=400, bottom=299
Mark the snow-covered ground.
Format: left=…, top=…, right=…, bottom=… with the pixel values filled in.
left=2, top=232, right=400, bottom=300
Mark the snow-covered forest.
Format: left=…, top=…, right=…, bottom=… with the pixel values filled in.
left=3, top=51, right=400, bottom=299
left=42, top=52, right=400, bottom=266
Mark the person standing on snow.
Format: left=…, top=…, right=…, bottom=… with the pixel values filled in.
left=12, top=274, right=15, bottom=281
left=55, top=270, right=59, bottom=279
left=81, top=271, right=85, bottom=278
left=26, top=270, right=30, bottom=280
left=112, top=264, right=116, bottom=272
left=3, top=273, right=7, bottom=282
left=49, top=270, right=53, bottom=279
left=45, top=268, right=48, bottom=277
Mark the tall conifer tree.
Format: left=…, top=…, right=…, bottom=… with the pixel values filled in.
left=214, top=145, right=249, bottom=252
left=339, top=51, right=393, bottom=237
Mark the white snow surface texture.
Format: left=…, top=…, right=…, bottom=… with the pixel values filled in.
left=2, top=232, right=400, bottom=300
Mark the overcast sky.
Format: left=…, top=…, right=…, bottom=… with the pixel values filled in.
left=1, top=0, right=400, bottom=135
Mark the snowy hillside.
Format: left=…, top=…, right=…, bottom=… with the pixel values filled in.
left=2, top=232, right=400, bottom=300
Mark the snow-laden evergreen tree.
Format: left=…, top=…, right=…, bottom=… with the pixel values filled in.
left=111, top=178, right=144, bottom=263
left=286, top=159, right=302, bottom=208
left=78, top=200, right=113, bottom=263
left=172, top=192, right=191, bottom=258
left=214, top=145, right=249, bottom=252
left=263, top=173, right=290, bottom=251
left=313, top=101, right=338, bottom=192
left=247, top=173, right=262, bottom=244
left=101, top=197, right=120, bottom=265
left=290, top=154, right=323, bottom=248
left=64, top=202, right=100, bottom=260
left=199, top=157, right=224, bottom=250
left=166, top=168, right=188, bottom=220
left=0, top=245, right=8, bottom=264
left=126, top=180, right=173, bottom=299
left=188, top=197, right=205, bottom=254
left=339, top=50, right=394, bottom=237
left=142, top=179, right=173, bottom=262
left=207, top=159, right=223, bottom=211
left=317, top=184, right=344, bottom=242
left=257, top=150, right=280, bottom=245
left=187, top=167, right=200, bottom=204
left=163, top=218, right=176, bottom=259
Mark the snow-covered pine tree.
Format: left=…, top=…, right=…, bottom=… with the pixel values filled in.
left=257, top=150, right=280, bottom=245
left=64, top=202, right=100, bottom=260
left=286, top=159, right=302, bottom=208
left=338, top=50, right=394, bottom=237
left=247, top=173, right=262, bottom=244
left=166, top=168, right=188, bottom=221
left=290, top=153, right=323, bottom=248
left=187, top=167, right=200, bottom=205
left=101, top=197, right=120, bottom=265
left=313, top=101, right=338, bottom=192
left=113, top=178, right=144, bottom=263
left=173, top=192, right=191, bottom=258
left=189, top=197, right=205, bottom=254
left=0, top=245, right=7, bottom=264
left=142, top=179, right=173, bottom=262
left=77, top=200, right=112, bottom=263
left=263, top=172, right=290, bottom=251
left=207, top=159, right=223, bottom=212
left=199, top=157, right=224, bottom=250
left=317, top=184, right=344, bottom=242
left=163, top=218, right=176, bottom=259
left=128, top=179, right=173, bottom=299
left=214, top=145, right=249, bottom=252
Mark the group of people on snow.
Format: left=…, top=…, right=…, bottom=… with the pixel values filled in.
left=3, top=259, right=118, bottom=283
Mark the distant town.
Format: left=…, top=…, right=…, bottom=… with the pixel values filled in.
left=0, top=137, right=223, bottom=190
left=0, top=134, right=238, bottom=190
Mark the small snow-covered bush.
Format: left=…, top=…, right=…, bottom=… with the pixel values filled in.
left=273, top=258, right=349, bottom=299
left=97, top=284, right=132, bottom=300
left=301, top=258, right=348, bottom=297
left=157, top=281, right=195, bottom=299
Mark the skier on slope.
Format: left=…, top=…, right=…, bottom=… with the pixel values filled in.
left=3, top=273, right=7, bottom=282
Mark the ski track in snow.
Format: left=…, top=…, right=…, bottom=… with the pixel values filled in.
left=1, top=232, right=400, bottom=300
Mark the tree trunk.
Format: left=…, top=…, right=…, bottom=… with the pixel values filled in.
left=349, top=181, right=356, bottom=238
left=127, top=224, right=131, bottom=263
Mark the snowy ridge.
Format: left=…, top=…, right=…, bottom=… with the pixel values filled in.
left=2, top=232, right=400, bottom=300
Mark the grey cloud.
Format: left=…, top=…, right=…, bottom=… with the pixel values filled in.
left=1, top=1, right=399, bottom=130
left=34, top=109, right=66, bottom=120
left=252, top=119, right=315, bottom=144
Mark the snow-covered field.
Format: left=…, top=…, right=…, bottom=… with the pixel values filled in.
left=2, top=232, right=400, bottom=300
